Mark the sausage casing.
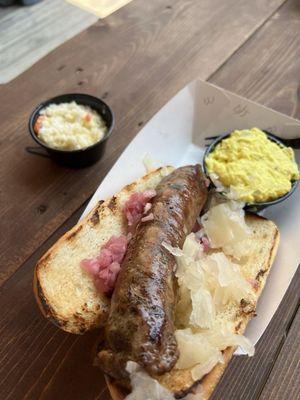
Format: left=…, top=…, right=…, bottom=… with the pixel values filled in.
left=98, top=165, right=208, bottom=380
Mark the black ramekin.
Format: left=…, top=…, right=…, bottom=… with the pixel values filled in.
left=28, top=93, right=114, bottom=168
left=203, top=130, right=299, bottom=212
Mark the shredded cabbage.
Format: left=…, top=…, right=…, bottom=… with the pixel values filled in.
left=162, top=203, right=255, bottom=383
left=201, top=329, right=254, bottom=356
left=163, top=241, right=184, bottom=258
left=201, top=252, right=252, bottom=308
left=209, top=173, right=239, bottom=200
left=175, top=329, right=225, bottom=382
left=125, top=362, right=174, bottom=400
left=175, top=326, right=254, bottom=381
left=163, top=238, right=204, bottom=292
left=126, top=198, right=256, bottom=398
left=175, top=329, right=220, bottom=370
left=191, top=352, right=224, bottom=381
left=165, top=234, right=252, bottom=322
left=182, top=233, right=204, bottom=260
left=126, top=362, right=204, bottom=400
left=201, top=201, right=252, bottom=259
left=189, top=289, right=215, bottom=329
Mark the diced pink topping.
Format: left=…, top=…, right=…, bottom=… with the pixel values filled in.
left=204, top=178, right=210, bottom=188
left=124, top=190, right=156, bottom=231
left=100, top=235, right=127, bottom=264
left=194, top=229, right=210, bottom=252
left=81, top=235, right=128, bottom=295
left=34, top=115, right=44, bottom=134
left=81, top=258, right=99, bottom=277
left=95, top=262, right=121, bottom=294
left=200, top=236, right=210, bottom=252
left=84, top=113, right=92, bottom=122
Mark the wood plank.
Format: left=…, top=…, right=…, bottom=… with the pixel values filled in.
left=1, top=0, right=299, bottom=399
left=0, top=235, right=297, bottom=400
left=211, top=0, right=300, bottom=120
left=208, top=1, right=300, bottom=398
left=0, top=0, right=286, bottom=285
left=259, top=306, right=300, bottom=400
left=0, top=5, right=18, bottom=21
left=0, top=0, right=97, bottom=83
left=210, top=271, right=299, bottom=400
left=0, top=205, right=112, bottom=400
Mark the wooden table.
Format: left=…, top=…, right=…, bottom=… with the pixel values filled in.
left=0, top=0, right=299, bottom=399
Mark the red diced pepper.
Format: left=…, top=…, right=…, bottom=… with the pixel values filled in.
left=84, top=113, right=92, bottom=122
left=34, top=115, right=44, bottom=134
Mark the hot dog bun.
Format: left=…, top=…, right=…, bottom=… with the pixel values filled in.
left=33, top=166, right=174, bottom=334
left=105, top=213, right=279, bottom=399
left=33, top=166, right=279, bottom=399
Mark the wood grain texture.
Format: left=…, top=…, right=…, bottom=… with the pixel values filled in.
left=0, top=0, right=286, bottom=286
left=0, top=203, right=112, bottom=400
left=210, top=269, right=300, bottom=400
left=208, top=1, right=300, bottom=397
left=211, top=0, right=300, bottom=121
left=259, top=305, right=300, bottom=400
left=1, top=0, right=299, bottom=399
left=0, top=247, right=297, bottom=400
left=0, top=0, right=97, bottom=83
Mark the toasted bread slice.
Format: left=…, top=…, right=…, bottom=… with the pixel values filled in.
left=34, top=166, right=174, bottom=334
left=106, top=214, right=279, bottom=399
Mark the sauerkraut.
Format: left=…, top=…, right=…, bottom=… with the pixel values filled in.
left=175, top=329, right=220, bottom=370
left=175, top=327, right=253, bottom=381
left=200, top=199, right=257, bottom=261
left=191, top=352, right=224, bottom=381
left=126, top=362, right=175, bottom=400
left=164, top=233, right=253, bottom=327
left=162, top=199, right=255, bottom=383
left=201, top=201, right=250, bottom=252
left=125, top=362, right=204, bottom=400
left=126, top=199, right=255, bottom=397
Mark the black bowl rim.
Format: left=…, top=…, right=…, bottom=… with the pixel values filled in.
left=203, top=129, right=299, bottom=208
left=28, top=93, right=115, bottom=154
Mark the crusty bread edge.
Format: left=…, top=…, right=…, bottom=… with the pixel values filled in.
left=33, top=167, right=174, bottom=334
left=33, top=199, right=107, bottom=333
left=199, top=217, right=279, bottom=400
left=106, top=214, right=280, bottom=399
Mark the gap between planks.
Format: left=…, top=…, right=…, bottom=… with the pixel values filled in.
left=258, top=302, right=300, bottom=400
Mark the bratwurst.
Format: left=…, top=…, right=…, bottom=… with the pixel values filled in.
left=98, top=165, right=208, bottom=380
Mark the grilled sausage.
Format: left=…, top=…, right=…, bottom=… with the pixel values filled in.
left=97, top=165, right=208, bottom=380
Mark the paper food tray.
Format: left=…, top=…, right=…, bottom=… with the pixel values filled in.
left=81, top=79, right=300, bottom=352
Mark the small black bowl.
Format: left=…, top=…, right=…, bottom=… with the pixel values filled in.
left=203, top=130, right=299, bottom=212
left=28, top=93, right=114, bottom=168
